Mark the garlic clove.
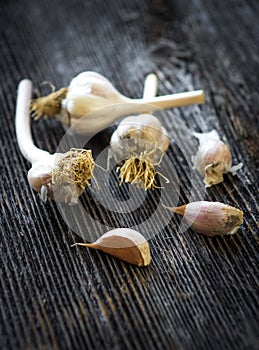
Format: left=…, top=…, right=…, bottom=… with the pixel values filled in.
left=28, top=161, right=53, bottom=193
left=164, top=201, right=243, bottom=236
left=192, top=130, right=242, bottom=187
left=72, top=228, right=151, bottom=266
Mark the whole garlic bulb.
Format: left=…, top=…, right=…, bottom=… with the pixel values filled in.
left=30, top=71, right=205, bottom=134
left=110, top=114, right=170, bottom=189
left=192, top=130, right=243, bottom=187
left=111, top=114, right=170, bottom=164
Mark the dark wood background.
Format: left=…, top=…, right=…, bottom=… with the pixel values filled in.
left=0, top=0, right=258, bottom=349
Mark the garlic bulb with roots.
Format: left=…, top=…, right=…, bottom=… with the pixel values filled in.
left=192, top=130, right=243, bottom=187
left=30, top=71, right=205, bottom=134
left=16, top=79, right=95, bottom=205
left=110, top=114, right=170, bottom=190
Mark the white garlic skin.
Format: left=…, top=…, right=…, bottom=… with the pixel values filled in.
left=177, top=201, right=243, bottom=236
left=110, top=114, right=170, bottom=164
left=192, top=130, right=242, bottom=187
left=28, top=161, right=53, bottom=193
left=62, top=71, right=128, bottom=119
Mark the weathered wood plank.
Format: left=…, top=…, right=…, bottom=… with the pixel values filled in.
left=0, top=0, right=258, bottom=349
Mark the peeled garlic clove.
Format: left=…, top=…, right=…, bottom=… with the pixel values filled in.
left=165, top=201, right=243, bottom=236
left=72, top=228, right=151, bottom=266
left=192, top=130, right=243, bottom=187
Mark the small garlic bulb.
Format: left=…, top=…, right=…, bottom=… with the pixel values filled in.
left=164, top=201, right=243, bottom=236
left=28, top=149, right=94, bottom=205
left=192, top=130, right=243, bottom=187
left=110, top=114, right=170, bottom=189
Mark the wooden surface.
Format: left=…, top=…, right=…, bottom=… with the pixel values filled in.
left=0, top=0, right=259, bottom=349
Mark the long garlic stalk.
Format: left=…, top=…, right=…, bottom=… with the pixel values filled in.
left=30, top=71, right=205, bottom=134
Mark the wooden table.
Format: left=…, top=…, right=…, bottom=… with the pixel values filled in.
left=1, top=0, right=258, bottom=349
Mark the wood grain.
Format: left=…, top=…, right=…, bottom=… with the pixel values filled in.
left=0, top=0, right=258, bottom=349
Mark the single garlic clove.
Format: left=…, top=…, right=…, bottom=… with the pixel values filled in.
left=72, top=228, right=151, bottom=266
left=164, top=201, right=243, bottom=236
left=192, top=130, right=242, bottom=187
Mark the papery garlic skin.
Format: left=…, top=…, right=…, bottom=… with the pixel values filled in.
left=111, top=114, right=170, bottom=164
left=192, top=130, right=243, bottom=187
left=61, top=71, right=128, bottom=120
left=169, top=201, right=243, bottom=236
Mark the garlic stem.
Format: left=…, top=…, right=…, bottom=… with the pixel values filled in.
left=143, top=73, right=158, bottom=99
left=15, top=79, right=50, bottom=164
left=69, top=91, right=205, bottom=134
left=137, top=89, right=205, bottom=110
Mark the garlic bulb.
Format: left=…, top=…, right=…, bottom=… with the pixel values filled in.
left=110, top=114, right=170, bottom=189
left=192, top=130, right=243, bottom=187
left=16, top=79, right=95, bottom=205
left=72, top=228, right=151, bottom=266
left=27, top=149, right=94, bottom=204
left=63, top=72, right=128, bottom=118
left=164, top=201, right=243, bottom=236
left=30, top=71, right=205, bottom=134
